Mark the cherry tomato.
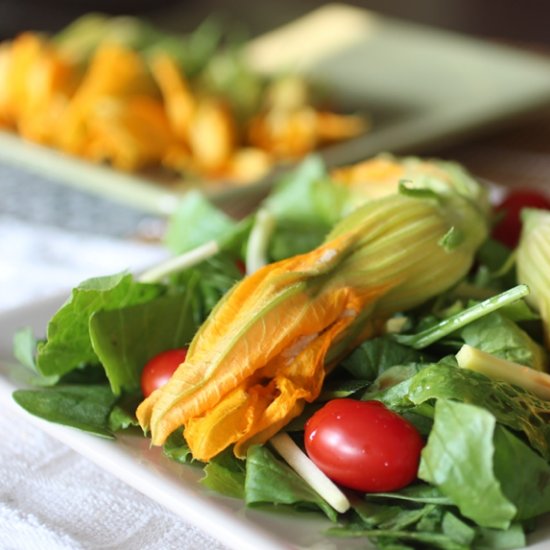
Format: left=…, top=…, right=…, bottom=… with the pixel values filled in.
left=234, top=258, right=247, bottom=276
left=492, top=189, right=550, bottom=249
left=140, top=348, right=188, bottom=397
left=304, top=399, right=424, bottom=493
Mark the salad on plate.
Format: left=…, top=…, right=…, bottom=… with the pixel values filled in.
left=10, top=154, right=550, bottom=550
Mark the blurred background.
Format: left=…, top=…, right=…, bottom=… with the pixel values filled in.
left=2, top=0, right=550, bottom=305
left=1, top=0, right=550, bottom=47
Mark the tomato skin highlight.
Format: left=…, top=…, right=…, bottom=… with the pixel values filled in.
left=492, top=189, right=550, bottom=249
left=304, top=399, right=424, bottom=493
left=140, top=348, right=188, bottom=397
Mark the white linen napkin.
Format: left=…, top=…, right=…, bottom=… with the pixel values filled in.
left=0, top=217, right=169, bottom=311
left=0, top=217, right=228, bottom=550
left=0, top=407, right=227, bottom=550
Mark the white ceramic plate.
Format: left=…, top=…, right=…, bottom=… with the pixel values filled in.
left=1, top=293, right=549, bottom=549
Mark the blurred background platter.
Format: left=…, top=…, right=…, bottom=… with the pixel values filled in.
left=2, top=4, right=550, bottom=219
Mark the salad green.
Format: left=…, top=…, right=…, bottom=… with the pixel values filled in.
left=11, top=155, right=550, bottom=549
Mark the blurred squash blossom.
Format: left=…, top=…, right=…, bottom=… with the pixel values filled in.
left=137, top=161, right=490, bottom=461
left=0, top=15, right=367, bottom=183
left=0, top=32, right=77, bottom=142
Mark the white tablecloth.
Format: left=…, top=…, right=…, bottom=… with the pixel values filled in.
left=0, top=218, right=228, bottom=550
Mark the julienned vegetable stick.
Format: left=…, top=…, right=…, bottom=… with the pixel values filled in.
left=456, top=344, right=550, bottom=400
left=139, top=240, right=219, bottom=282
left=245, top=208, right=276, bottom=275
left=270, top=432, right=351, bottom=513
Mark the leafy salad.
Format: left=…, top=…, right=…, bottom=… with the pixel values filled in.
left=11, top=154, right=550, bottom=550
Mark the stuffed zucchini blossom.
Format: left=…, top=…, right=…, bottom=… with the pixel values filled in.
left=137, top=161, right=489, bottom=461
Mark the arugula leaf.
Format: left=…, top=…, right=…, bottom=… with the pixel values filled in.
left=165, top=156, right=353, bottom=265
left=493, top=425, right=550, bottom=521
left=473, top=237, right=516, bottom=291
left=474, top=523, right=526, bottom=549
left=12, top=328, right=59, bottom=386
left=263, top=155, right=353, bottom=260
left=201, top=449, right=246, bottom=499
left=460, top=312, right=547, bottom=371
left=89, top=290, right=200, bottom=394
left=347, top=487, right=505, bottom=549
left=163, top=431, right=194, bottom=464
left=244, top=444, right=337, bottom=521
left=350, top=497, right=414, bottom=530
left=371, top=502, right=439, bottom=532
left=419, top=399, right=516, bottom=529
left=164, top=191, right=238, bottom=255
left=13, top=327, right=38, bottom=371
left=318, top=378, right=371, bottom=400
left=327, top=524, right=471, bottom=549
left=341, top=336, right=424, bottom=381
left=36, top=273, right=162, bottom=378
left=12, top=385, right=118, bottom=438
left=108, top=404, right=139, bottom=432
left=378, top=363, right=550, bottom=460
left=171, top=254, right=242, bottom=322
left=420, top=399, right=550, bottom=530
left=442, top=512, right=476, bottom=546
left=368, top=483, right=453, bottom=505
left=268, top=219, right=331, bottom=261
left=263, top=155, right=341, bottom=224
left=363, top=364, right=426, bottom=398
left=395, top=285, right=529, bottom=349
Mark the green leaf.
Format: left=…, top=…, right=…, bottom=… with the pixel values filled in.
left=245, top=444, right=337, bottom=521
left=319, top=378, right=371, bottom=400
left=395, top=285, right=529, bottom=349
left=12, top=328, right=59, bottom=386
left=404, top=363, right=550, bottom=460
left=493, top=426, right=550, bottom=520
left=263, top=155, right=352, bottom=260
left=171, top=254, right=242, bottom=323
left=199, top=44, right=264, bottom=121
left=327, top=525, right=470, bottom=549
left=201, top=449, right=246, bottom=499
left=89, top=290, right=200, bottom=394
left=162, top=16, right=226, bottom=77
left=108, top=405, right=139, bottom=432
left=361, top=361, right=431, bottom=407
left=341, top=336, right=423, bottom=381
left=418, top=399, right=516, bottom=529
left=36, top=273, right=162, bottom=378
left=351, top=497, right=410, bottom=529
left=398, top=179, right=441, bottom=201
left=376, top=362, right=550, bottom=460
left=163, top=431, right=194, bottom=464
left=368, top=483, right=453, bottom=505
left=476, top=237, right=513, bottom=274
left=268, top=220, right=330, bottom=261
left=263, top=155, right=336, bottom=224
left=12, top=385, right=117, bottom=438
left=460, top=312, right=547, bottom=370
left=474, top=523, right=526, bottom=549
left=438, top=227, right=464, bottom=251
left=164, top=191, right=237, bottom=255
left=441, top=512, right=476, bottom=546
left=13, top=327, right=38, bottom=371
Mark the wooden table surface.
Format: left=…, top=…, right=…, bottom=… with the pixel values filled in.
left=438, top=110, right=550, bottom=193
